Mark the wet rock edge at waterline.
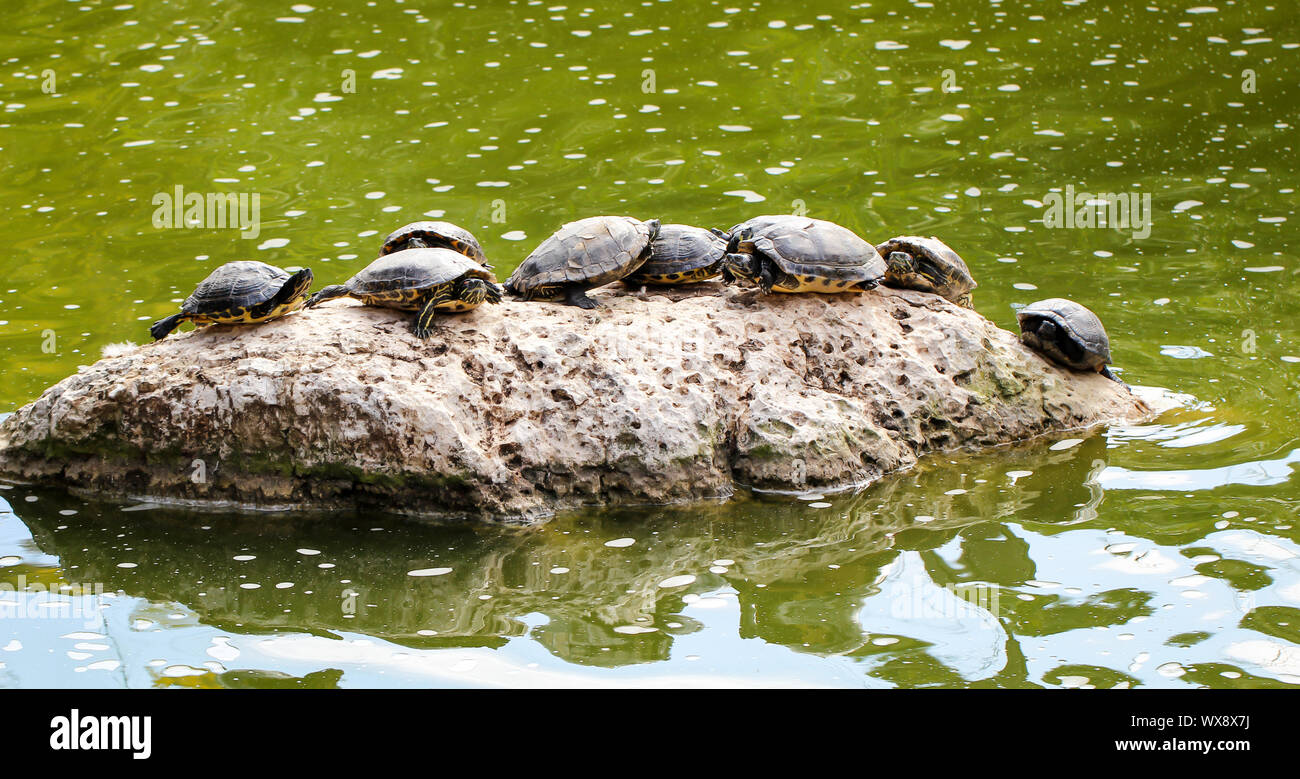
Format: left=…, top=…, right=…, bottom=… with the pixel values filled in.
left=0, top=285, right=1153, bottom=522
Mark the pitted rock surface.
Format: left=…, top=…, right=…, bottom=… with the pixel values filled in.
left=0, top=284, right=1151, bottom=521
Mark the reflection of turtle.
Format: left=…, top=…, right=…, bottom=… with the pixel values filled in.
left=380, top=221, right=490, bottom=268
left=306, top=248, right=501, bottom=338
left=150, top=261, right=314, bottom=340
left=1017, top=298, right=1125, bottom=385
left=625, top=224, right=729, bottom=285
left=875, top=235, right=977, bottom=308
left=505, top=216, right=660, bottom=308
left=722, top=215, right=886, bottom=294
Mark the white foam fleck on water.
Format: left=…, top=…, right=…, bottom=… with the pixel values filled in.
left=658, top=575, right=696, bottom=588
left=939, top=39, right=970, bottom=50
left=239, top=583, right=260, bottom=590
left=408, top=567, right=453, bottom=577
left=233, top=554, right=256, bottom=561
left=0, top=556, right=20, bottom=567
left=713, top=559, right=735, bottom=567
left=117, top=562, right=138, bottom=569
left=2, top=640, right=21, bottom=651
left=604, top=538, right=635, bottom=548
left=613, top=625, right=658, bottom=634
left=723, top=190, right=765, bottom=202
left=501, top=230, right=527, bottom=241
left=808, top=501, right=832, bottom=508
left=296, top=548, right=320, bottom=556
left=1049, top=438, right=1084, bottom=450
left=549, top=567, right=570, bottom=574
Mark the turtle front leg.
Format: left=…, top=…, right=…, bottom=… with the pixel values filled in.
left=563, top=285, right=600, bottom=310
left=412, top=290, right=455, bottom=338
left=757, top=259, right=776, bottom=295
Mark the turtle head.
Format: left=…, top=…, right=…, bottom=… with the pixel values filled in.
left=459, top=278, right=489, bottom=307
left=278, top=268, right=316, bottom=309
left=886, top=251, right=915, bottom=276
left=725, top=228, right=750, bottom=254
left=722, top=252, right=761, bottom=288
left=956, top=292, right=975, bottom=310
left=644, top=218, right=661, bottom=241
left=404, top=234, right=430, bottom=250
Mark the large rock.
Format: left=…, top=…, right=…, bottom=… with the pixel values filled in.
left=0, top=284, right=1152, bottom=521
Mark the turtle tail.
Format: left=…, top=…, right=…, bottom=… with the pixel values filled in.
left=150, top=313, right=186, bottom=341
left=304, top=284, right=350, bottom=309
left=1100, top=365, right=1130, bottom=391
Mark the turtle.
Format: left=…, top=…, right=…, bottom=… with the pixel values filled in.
left=380, top=221, right=491, bottom=268
left=505, top=216, right=660, bottom=308
left=624, top=224, right=729, bottom=285
left=149, top=261, right=314, bottom=341
left=305, top=247, right=502, bottom=338
left=1016, top=298, right=1125, bottom=385
left=875, top=235, right=977, bottom=308
left=721, top=215, right=886, bottom=294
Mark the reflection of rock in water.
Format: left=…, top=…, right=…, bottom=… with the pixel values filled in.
left=9, top=436, right=1132, bottom=672
left=157, top=667, right=344, bottom=689
left=856, top=552, right=1007, bottom=681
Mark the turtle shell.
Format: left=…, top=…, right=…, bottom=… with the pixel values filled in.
left=182, top=261, right=296, bottom=315
left=346, top=248, right=495, bottom=297
left=507, top=216, right=660, bottom=293
left=627, top=224, right=727, bottom=283
left=380, top=221, right=488, bottom=265
left=731, top=215, right=886, bottom=289
left=1017, top=298, right=1112, bottom=369
left=876, top=235, right=976, bottom=299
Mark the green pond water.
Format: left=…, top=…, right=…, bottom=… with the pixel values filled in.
left=1, top=0, right=1298, bottom=688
